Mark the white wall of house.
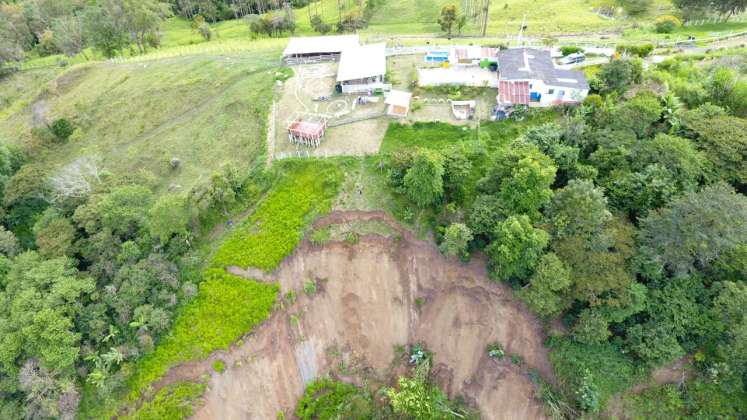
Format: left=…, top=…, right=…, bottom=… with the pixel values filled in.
left=340, top=75, right=391, bottom=94
left=526, top=79, right=588, bottom=106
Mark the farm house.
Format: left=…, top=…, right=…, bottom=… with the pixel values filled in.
left=496, top=48, right=589, bottom=107
left=282, top=35, right=360, bottom=64
left=287, top=114, right=329, bottom=147
left=336, top=43, right=390, bottom=94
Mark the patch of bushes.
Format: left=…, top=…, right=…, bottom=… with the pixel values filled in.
left=126, top=269, right=278, bottom=399
left=212, top=360, right=226, bottom=373
left=50, top=118, right=74, bottom=141
left=560, top=46, right=584, bottom=56
left=616, top=43, right=655, bottom=57
left=621, top=384, right=686, bottom=418
left=211, top=161, right=342, bottom=270
left=124, top=382, right=206, bottom=420
left=548, top=336, right=646, bottom=413
left=487, top=342, right=505, bottom=359
left=655, top=15, right=681, bottom=33
left=303, top=280, right=317, bottom=296
left=295, top=378, right=373, bottom=420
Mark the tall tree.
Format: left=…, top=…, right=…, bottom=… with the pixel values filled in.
left=636, top=183, right=747, bottom=279
left=403, top=149, right=444, bottom=208
left=486, top=215, right=549, bottom=282
left=438, top=4, right=458, bottom=38
left=545, top=179, right=611, bottom=240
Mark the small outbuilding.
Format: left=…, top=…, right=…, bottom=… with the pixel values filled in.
left=283, top=35, right=360, bottom=64
left=385, top=90, right=413, bottom=118
left=336, top=43, right=389, bottom=94
left=287, top=113, right=329, bottom=148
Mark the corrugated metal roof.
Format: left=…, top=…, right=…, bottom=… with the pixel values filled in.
left=497, top=48, right=588, bottom=89
left=337, top=43, right=387, bottom=82
left=283, top=35, right=360, bottom=56
left=499, top=80, right=529, bottom=105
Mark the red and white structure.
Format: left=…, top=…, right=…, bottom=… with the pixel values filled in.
left=287, top=113, right=329, bottom=148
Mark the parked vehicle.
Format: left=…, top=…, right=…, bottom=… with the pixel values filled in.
left=561, top=52, right=586, bottom=65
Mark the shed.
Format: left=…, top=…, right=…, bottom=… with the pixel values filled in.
left=385, top=90, right=413, bottom=118
left=336, top=43, right=389, bottom=94
left=282, top=35, right=360, bottom=64
left=287, top=114, right=329, bottom=148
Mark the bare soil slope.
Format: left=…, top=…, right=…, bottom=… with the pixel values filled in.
left=163, top=211, right=552, bottom=419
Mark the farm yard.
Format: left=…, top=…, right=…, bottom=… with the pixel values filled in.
left=2, top=0, right=747, bottom=419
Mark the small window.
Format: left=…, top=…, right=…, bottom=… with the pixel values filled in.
left=529, top=84, right=533, bottom=89
left=548, top=89, right=555, bottom=94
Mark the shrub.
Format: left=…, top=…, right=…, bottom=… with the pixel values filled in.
left=296, top=379, right=372, bottom=420
left=510, top=354, right=524, bottom=366
left=303, top=280, right=317, bottom=296
left=548, top=337, right=645, bottom=412
left=487, top=342, right=505, bottom=359
left=655, top=15, right=681, bottom=33
left=124, top=382, right=206, bottom=420
left=212, top=360, right=226, bottom=373
left=616, top=43, right=654, bottom=57
left=50, top=118, right=74, bottom=141
left=560, top=46, right=584, bottom=56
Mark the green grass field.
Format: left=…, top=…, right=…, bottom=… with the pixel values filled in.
left=0, top=48, right=281, bottom=194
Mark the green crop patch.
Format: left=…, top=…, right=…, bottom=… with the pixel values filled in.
left=125, top=269, right=278, bottom=400
left=211, top=160, right=343, bottom=270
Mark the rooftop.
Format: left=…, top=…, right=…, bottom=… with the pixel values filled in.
left=497, top=48, right=589, bottom=90
left=385, top=89, right=413, bottom=107
left=337, top=43, right=387, bottom=82
left=283, top=35, right=360, bottom=56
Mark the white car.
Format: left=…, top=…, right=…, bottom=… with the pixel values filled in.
left=561, top=52, right=586, bottom=65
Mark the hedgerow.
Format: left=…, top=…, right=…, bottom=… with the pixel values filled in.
left=124, top=382, right=206, bottom=420
left=211, top=160, right=342, bottom=270
left=126, top=269, right=278, bottom=399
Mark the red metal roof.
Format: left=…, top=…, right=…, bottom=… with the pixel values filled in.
left=288, top=120, right=325, bottom=137
left=499, top=80, right=529, bottom=105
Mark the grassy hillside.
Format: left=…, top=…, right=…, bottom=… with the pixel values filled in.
left=0, top=49, right=281, bottom=194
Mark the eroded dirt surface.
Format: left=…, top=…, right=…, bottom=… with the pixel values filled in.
left=163, top=211, right=552, bottom=419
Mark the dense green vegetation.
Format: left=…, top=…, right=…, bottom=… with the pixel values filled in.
left=212, top=160, right=343, bottom=270
left=123, top=381, right=206, bottom=420
left=377, top=52, right=747, bottom=416
left=295, top=345, right=476, bottom=419
left=122, top=269, right=277, bottom=401
left=3, top=0, right=747, bottom=418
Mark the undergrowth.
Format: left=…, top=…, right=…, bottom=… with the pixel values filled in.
left=125, top=269, right=278, bottom=401
left=123, top=382, right=206, bottom=420
left=211, top=160, right=342, bottom=270
left=548, top=336, right=647, bottom=412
